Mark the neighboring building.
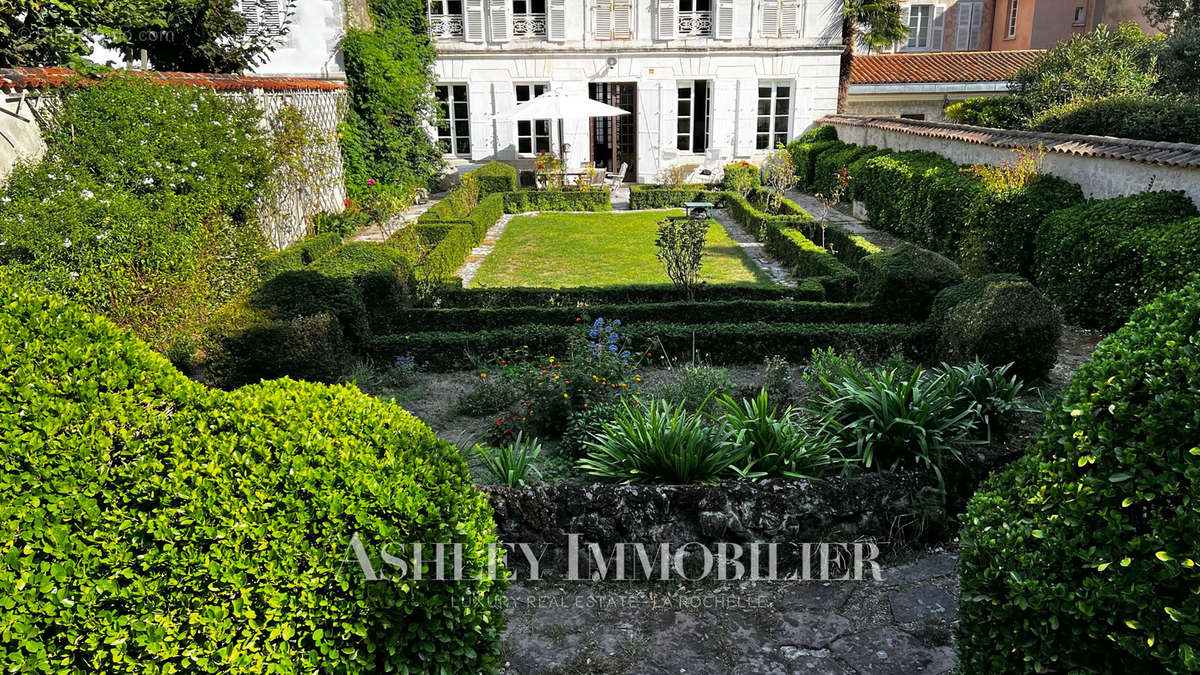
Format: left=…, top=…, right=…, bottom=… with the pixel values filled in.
left=845, top=50, right=1041, bottom=120
left=990, top=0, right=1158, bottom=50
left=428, top=1, right=843, bottom=182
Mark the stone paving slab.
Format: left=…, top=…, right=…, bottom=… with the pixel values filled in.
left=710, top=209, right=799, bottom=288
left=500, top=548, right=960, bottom=674
left=783, top=190, right=904, bottom=251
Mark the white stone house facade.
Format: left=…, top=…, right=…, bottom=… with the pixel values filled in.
left=429, top=1, right=843, bottom=182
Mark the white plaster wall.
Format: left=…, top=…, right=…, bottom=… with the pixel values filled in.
left=827, top=119, right=1200, bottom=208
left=256, top=0, right=346, bottom=78
left=0, top=97, right=46, bottom=183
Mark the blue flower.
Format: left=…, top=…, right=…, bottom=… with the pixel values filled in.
left=589, top=330, right=599, bottom=338
left=609, top=345, right=618, bottom=352
left=613, top=319, right=621, bottom=327
left=621, top=350, right=631, bottom=358
left=608, top=333, right=619, bottom=343
left=593, top=318, right=604, bottom=328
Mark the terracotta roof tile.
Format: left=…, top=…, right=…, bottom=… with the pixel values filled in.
left=818, top=114, right=1200, bottom=169
left=0, top=66, right=345, bottom=92
left=849, top=50, right=1043, bottom=85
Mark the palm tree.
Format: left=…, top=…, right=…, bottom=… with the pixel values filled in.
left=838, top=0, right=910, bottom=113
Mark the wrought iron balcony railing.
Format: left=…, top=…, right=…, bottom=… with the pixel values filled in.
left=512, top=13, right=547, bottom=38
left=678, top=11, right=713, bottom=37
left=429, top=14, right=465, bottom=39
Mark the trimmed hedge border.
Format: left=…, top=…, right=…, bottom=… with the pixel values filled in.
left=629, top=185, right=725, bottom=210
left=396, top=300, right=877, bottom=332
left=435, top=282, right=828, bottom=307
left=369, top=321, right=922, bottom=371
left=503, top=189, right=612, bottom=213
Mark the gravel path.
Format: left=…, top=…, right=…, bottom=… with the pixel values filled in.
left=711, top=208, right=799, bottom=288
left=500, top=548, right=960, bottom=674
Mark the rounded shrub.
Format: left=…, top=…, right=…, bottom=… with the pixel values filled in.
left=308, top=242, right=414, bottom=333
left=0, top=276, right=507, bottom=673
left=933, top=275, right=1062, bottom=380
left=956, top=280, right=1200, bottom=673
left=858, top=243, right=965, bottom=322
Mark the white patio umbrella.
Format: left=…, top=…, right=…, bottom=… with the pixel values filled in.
left=506, top=88, right=629, bottom=161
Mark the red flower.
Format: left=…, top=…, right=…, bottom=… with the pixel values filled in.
left=367, top=178, right=376, bottom=186
left=343, top=198, right=352, bottom=208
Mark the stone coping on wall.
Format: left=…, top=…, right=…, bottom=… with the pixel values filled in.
left=818, top=114, right=1200, bottom=170
left=0, top=66, right=347, bottom=94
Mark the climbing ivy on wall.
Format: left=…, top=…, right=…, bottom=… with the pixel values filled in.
left=340, top=0, right=443, bottom=199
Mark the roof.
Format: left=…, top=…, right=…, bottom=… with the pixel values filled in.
left=818, top=114, right=1200, bottom=170
left=0, top=67, right=346, bottom=93
left=849, top=50, right=1043, bottom=85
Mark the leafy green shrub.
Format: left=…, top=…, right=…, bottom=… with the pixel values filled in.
left=934, top=277, right=1063, bottom=381
left=939, top=360, right=1034, bottom=441
left=653, top=365, right=734, bottom=414
left=715, top=389, right=842, bottom=479
left=308, top=242, right=414, bottom=333
left=0, top=76, right=273, bottom=348
left=944, top=96, right=1027, bottom=128
left=721, top=161, right=760, bottom=195
left=958, top=175, right=1085, bottom=277
left=796, top=125, right=838, bottom=144
left=957, top=280, right=1200, bottom=674
left=789, top=140, right=843, bottom=189
left=813, top=144, right=878, bottom=198
left=0, top=277, right=506, bottom=673
left=854, top=151, right=960, bottom=245
left=810, top=366, right=978, bottom=487
left=472, top=433, right=544, bottom=486
left=472, top=161, right=519, bottom=195
left=858, top=244, right=964, bottom=322
left=724, top=190, right=815, bottom=240
left=579, top=399, right=744, bottom=484
left=561, top=399, right=624, bottom=458
left=1035, top=191, right=1200, bottom=329
left=259, top=233, right=345, bottom=281
left=1028, top=94, right=1200, bottom=145
left=503, top=188, right=613, bottom=213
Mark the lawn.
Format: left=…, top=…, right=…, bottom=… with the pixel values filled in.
left=470, top=210, right=775, bottom=288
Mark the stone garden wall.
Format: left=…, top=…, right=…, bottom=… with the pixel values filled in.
left=0, top=68, right=348, bottom=249
left=820, top=114, right=1200, bottom=208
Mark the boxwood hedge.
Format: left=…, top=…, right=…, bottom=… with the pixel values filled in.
left=1035, top=191, right=1200, bottom=329
left=628, top=186, right=724, bottom=210
left=435, top=282, right=828, bottom=307
left=957, top=280, right=1200, bottom=673
left=858, top=243, right=964, bottom=323
left=0, top=277, right=507, bottom=673
left=472, top=160, right=519, bottom=195
left=503, top=188, right=612, bottom=213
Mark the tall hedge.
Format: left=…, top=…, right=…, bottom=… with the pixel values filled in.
left=959, top=175, right=1086, bottom=277
left=957, top=280, right=1200, bottom=673
left=1029, top=95, right=1200, bottom=146
left=0, top=276, right=507, bottom=673
left=1035, top=191, right=1200, bottom=329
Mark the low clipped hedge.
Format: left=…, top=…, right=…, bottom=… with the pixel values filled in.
left=762, top=226, right=857, bottom=301
left=370, top=320, right=921, bottom=371
left=957, top=280, right=1200, bottom=673
left=858, top=243, right=964, bottom=323
left=629, top=186, right=724, bottom=210
left=309, top=242, right=414, bottom=333
left=417, top=193, right=506, bottom=280
left=724, top=190, right=813, bottom=238
left=472, top=160, right=519, bottom=195
left=396, top=300, right=877, bottom=332
left=258, top=233, right=344, bottom=281
left=958, top=175, right=1086, bottom=277
left=1035, top=191, right=1200, bottom=329
left=435, top=282, right=827, bottom=307
left=932, top=275, right=1062, bottom=381
left=503, top=188, right=612, bottom=213
left=1028, top=95, right=1200, bottom=145
left=0, top=278, right=507, bottom=673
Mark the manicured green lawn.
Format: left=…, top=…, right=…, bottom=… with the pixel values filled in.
left=470, top=210, right=774, bottom=288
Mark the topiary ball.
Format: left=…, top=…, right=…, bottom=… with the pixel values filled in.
left=956, top=280, right=1200, bottom=673
left=934, top=275, right=1062, bottom=381
left=857, top=243, right=965, bottom=322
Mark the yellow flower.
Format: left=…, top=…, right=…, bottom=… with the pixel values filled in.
left=480, top=373, right=487, bottom=378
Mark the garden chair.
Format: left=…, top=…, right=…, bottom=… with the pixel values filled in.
left=606, top=162, right=628, bottom=189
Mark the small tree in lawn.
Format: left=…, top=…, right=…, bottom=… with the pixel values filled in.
left=761, top=144, right=797, bottom=213
left=656, top=216, right=707, bottom=300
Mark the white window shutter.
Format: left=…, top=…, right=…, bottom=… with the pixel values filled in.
left=261, top=0, right=285, bottom=35
left=657, top=0, right=677, bottom=40
left=969, top=3, right=982, bottom=49
left=488, top=0, right=511, bottom=42
left=762, top=0, right=780, bottom=37
left=613, top=2, right=632, bottom=38
left=595, top=1, right=613, bottom=40
left=956, top=3, right=971, bottom=50
left=464, top=0, right=486, bottom=42
left=780, top=0, right=799, bottom=36
left=931, top=5, right=945, bottom=50
left=548, top=0, right=567, bottom=42
left=717, top=0, right=735, bottom=39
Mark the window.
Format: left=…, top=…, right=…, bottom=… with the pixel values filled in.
left=513, top=0, right=545, bottom=12
left=906, top=4, right=932, bottom=49
left=678, top=0, right=713, bottom=36
left=516, top=84, right=552, bottom=155
left=241, top=0, right=286, bottom=38
left=756, top=83, right=791, bottom=150
left=956, top=2, right=982, bottom=50
left=677, top=81, right=711, bottom=153
left=900, top=113, right=926, bottom=120
left=1007, top=0, right=1019, bottom=38
left=513, top=0, right=547, bottom=37
left=1073, top=6, right=1085, bottom=24
left=429, top=0, right=465, bottom=38
left=594, top=1, right=633, bottom=40
left=435, top=84, right=470, bottom=156
left=760, top=0, right=801, bottom=38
